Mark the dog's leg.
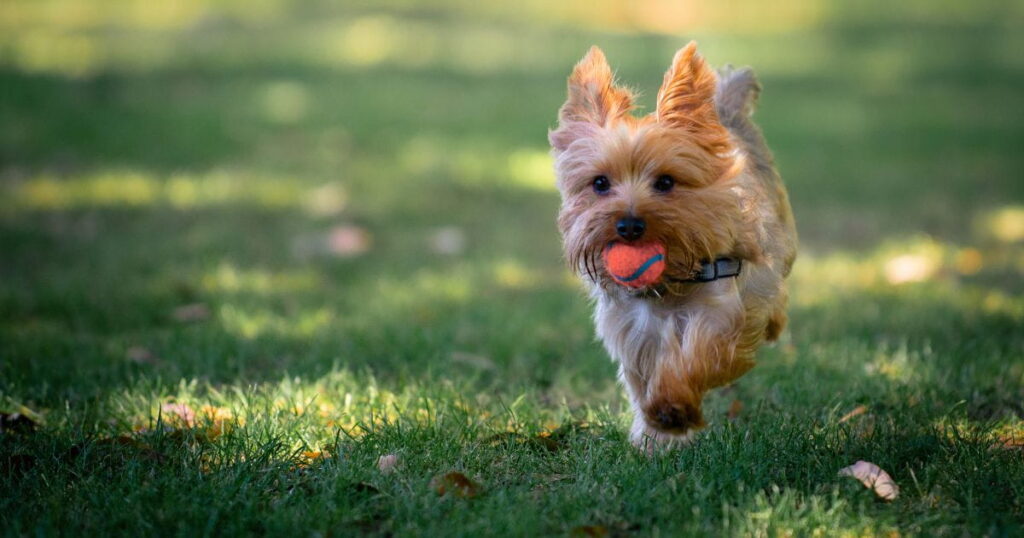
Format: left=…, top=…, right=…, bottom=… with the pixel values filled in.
left=632, top=291, right=751, bottom=449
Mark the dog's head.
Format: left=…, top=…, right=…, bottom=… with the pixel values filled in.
left=550, top=43, right=748, bottom=293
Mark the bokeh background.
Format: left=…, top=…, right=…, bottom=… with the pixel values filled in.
left=1, top=0, right=1023, bottom=534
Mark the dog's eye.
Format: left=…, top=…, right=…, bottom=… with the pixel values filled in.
left=654, top=175, right=675, bottom=193
left=592, top=175, right=611, bottom=194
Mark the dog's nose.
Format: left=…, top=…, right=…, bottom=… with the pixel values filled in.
left=615, top=216, right=646, bottom=241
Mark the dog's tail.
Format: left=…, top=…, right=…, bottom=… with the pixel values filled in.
left=715, top=65, right=771, bottom=162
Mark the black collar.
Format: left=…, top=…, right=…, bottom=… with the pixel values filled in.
left=671, top=257, right=742, bottom=283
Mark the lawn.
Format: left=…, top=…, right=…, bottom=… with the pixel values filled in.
left=1, top=1, right=1023, bottom=536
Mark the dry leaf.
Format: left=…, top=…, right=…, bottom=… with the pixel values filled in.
left=482, top=431, right=561, bottom=452
left=838, top=460, right=899, bottom=500
left=728, top=399, right=744, bottom=420
left=288, top=450, right=331, bottom=471
left=302, top=450, right=329, bottom=463
left=172, top=303, right=210, bottom=322
left=993, top=434, right=1024, bottom=452
left=0, top=412, right=38, bottom=435
left=160, top=403, right=197, bottom=427
left=570, top=525, right=609, bottom=537
left=377, top=453, right=400, bottom=474
left=203, top=421, right=230, bottom=441
left=430, top=471, right=480, bottom=498
left=839, top=405, right=868, bottom=424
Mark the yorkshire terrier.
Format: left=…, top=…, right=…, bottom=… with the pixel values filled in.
left=549, top=42, right=797, bottom=450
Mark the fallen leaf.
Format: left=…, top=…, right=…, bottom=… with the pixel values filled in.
left=546, top=420, right=592, bottom=441
left=570, top=525, right=608, bottom=537
left=530, top=435, right=561, bottom=452
left=839, top=405, right=869, bottom=424
left=0, top=412, right=38, bottom=435
left=430, top=471, right=480, bottom=498
left=728, top=399, right=744, bottom=420
left=377, top=453, right=400, bottom=474
left=838, top=460, right=899, bottom=500
left=200, top=405, right=234, bottom=421
left=993, top=434, right=1024, bottom=452
left=482, top=431, right=560, bottom=452
left=172, top=303, right=210, bottom=322
left=160, top=403, right=197, bottom=427
left=302, top=450, right=328, bottom=462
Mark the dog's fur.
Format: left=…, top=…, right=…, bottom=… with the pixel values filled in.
left=549, top=43, right=797, bottom=450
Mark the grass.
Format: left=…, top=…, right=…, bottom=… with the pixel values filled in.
left=1, top=0, right=1023, bottom=535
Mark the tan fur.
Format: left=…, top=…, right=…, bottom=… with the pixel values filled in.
left=549, top=42, right=797, bottom=451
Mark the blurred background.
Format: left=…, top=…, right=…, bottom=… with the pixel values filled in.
left=0, top=0, right=1022, bottom=401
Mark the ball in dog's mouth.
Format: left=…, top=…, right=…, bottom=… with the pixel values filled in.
left=602, top=241, right=666, bottom=288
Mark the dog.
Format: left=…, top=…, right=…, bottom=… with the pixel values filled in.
left=549, top=42, right=797, bottom=450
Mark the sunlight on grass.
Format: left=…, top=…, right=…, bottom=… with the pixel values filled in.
left=7, top=29, right=101, bottom=77
left=98, top=368, right=579, bottom=458
left=259, top=80, right=310, bottom=125
left=398, top=137, right=556, bottom=192
left=865, top=342, right=919, bottom=383
left=201, top=264, right=324, bottom=295
left=507, top=149, right=557, bottom=191
left=791, top=236, right=1024, bottom=312
left=722, top=487, right=896, bottom=537
left=219, top=303, right=335, bottom=340
left=369, top=266, right=476, bottom=313
left=0, top=0, right=842, bottom=78
left=977, top=205, right=1024, bottom=244
left=2, top=169, right=332, bottom=212
left=492, top=259, right=545, bottom=289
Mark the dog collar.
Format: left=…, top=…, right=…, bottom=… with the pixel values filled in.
left=674, top=257, right=742, bottom=283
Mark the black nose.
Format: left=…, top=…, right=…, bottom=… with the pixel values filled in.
left=615, top=216, right=646, bottom=241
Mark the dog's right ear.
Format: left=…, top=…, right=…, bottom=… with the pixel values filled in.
left=549, top=46, right=633, bottom=152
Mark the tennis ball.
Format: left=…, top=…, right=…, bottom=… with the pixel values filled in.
left=602, top=242, right=666, bottom=288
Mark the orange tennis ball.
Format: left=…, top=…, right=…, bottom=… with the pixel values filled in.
left=602, top=242, right=666, bottom=288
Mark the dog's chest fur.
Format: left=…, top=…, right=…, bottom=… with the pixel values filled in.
left=591, top=282, right=743, bottom=394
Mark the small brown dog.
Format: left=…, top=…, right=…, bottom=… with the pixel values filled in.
left=549, top=42, right=797, bottom=450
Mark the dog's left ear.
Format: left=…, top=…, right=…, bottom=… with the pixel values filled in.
left=656, top=42, right=727, bottom=143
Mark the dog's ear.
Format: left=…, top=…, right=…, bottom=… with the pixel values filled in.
left=656, top=42, right=727, bottom=143
left=549, top=46, right=633, bottom=151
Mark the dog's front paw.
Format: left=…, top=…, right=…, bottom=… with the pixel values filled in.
left=644, top=401, right=705, bottom=433
left=629, top=414, right=699, bottom=454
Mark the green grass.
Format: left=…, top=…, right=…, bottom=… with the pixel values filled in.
left=2, top=1, right=1023, bottom=536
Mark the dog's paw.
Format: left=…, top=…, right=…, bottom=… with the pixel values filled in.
left=629, top=414, right=699, bottom=455
left=643, top=401, right=705, bottom=434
